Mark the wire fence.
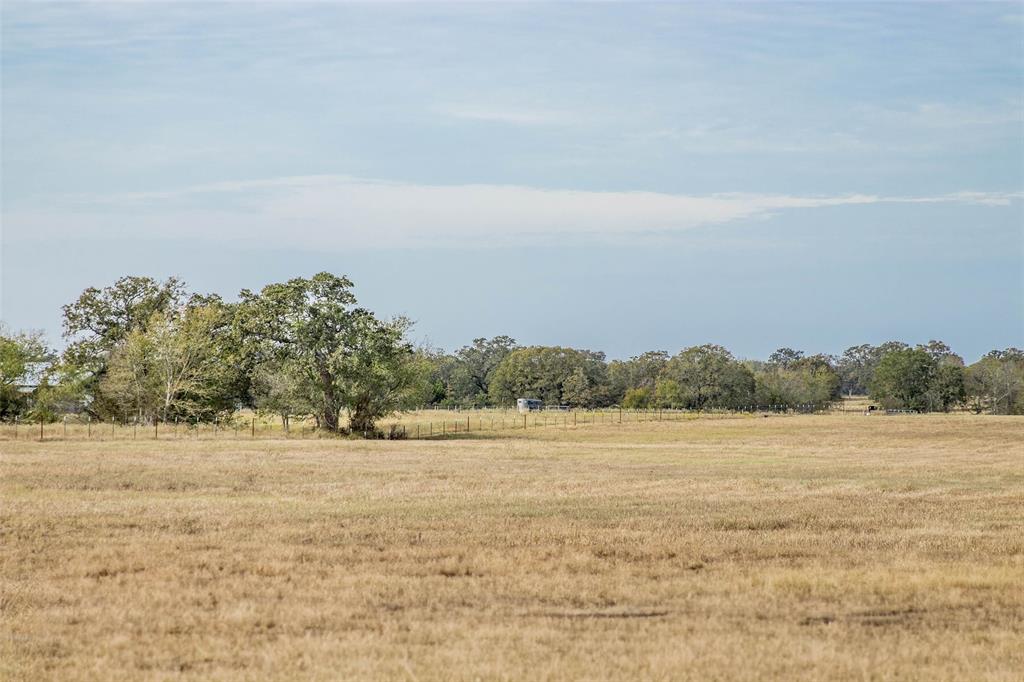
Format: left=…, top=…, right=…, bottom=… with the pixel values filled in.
left=0, top=402, right=928, bottom=443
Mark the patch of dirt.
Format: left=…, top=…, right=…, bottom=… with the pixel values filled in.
left=438, top=567, right=480, bottom=578
left=715, top=518, right=794, bottom=531
left=849, top=608, right=921, bottom=626
left=85, top=566, right=145, bottom=580
left=530, top=609, right=670, bottom=619
left=801, top=608, right=922, bottom=627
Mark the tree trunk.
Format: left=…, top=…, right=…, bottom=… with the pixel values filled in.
left=163, top=375, right=173, bottom=425
left=318, top=368, right=342, bottom=432
left=321, top=407, right=340, bottom=432
left=349, top=408, right=375, bottom=436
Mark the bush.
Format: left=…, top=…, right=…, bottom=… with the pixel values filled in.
left=622, top=387, right=654, bottom=409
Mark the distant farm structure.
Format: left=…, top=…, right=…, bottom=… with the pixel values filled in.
left=517, top=398, right=543, bottom=413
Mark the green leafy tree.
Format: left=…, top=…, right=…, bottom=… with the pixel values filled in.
left=868, top=343, right=967, bottom=412
left=251, top=359, right=316, bottom=432
left=447, top=336, right=517, bottom=406
left=869, top=348, right=936, bottom=410
left=608, top=351, right=669, bottom=403
left=561, top=367, right=593, bottom=408
left=653, top=379, right=679, bottom=407
left=62, top=276, right=185, bottom=354
left=621, top=386, right=654, bottom=409
left=235, top=273, right=416, bottom=434
left=31, top=359, right=93, bottom=422
left=927, top=363, right=966, bottom=412
left=918, top=340, right=963, bottom=366
left=339, top=314, right=420, bottom=434
left=151, top=304, right=243, bottom=421
left=404, top=346, right=453, bottom=408
left=966, top=349, right=1024, bottom=414
left=0, top=326, right=53, bottom=420
left=96, top=302, right=245, bottom=423
left=488, top=346, right=611, bottom=407
left=100, top=326, right=159, bottom=423
left=836, top=344, right=874, bottom=396
left=659, top=345, right=755, bottom=410
left=60, top=276, right=186, bottom=417
left=182, top=299, right=250, bottom=420
left=794, top=354, right=842, bottom=403
left=767, top=347, right=804, bottom=368
left=837, top=341, right=909, bottom=396
left=753, top=354, right=840, bottom=408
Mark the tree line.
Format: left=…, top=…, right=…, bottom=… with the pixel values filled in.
left=1, top=273, right=1021, bottom=435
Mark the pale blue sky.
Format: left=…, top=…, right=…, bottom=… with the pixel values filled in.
left=2, top=1, right=1022, bottom=361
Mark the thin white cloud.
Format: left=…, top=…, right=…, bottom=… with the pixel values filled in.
left=856, top=102, right=1024, bottom=130
left=8, top=176, right=1021, bottom=249
left=437, top=104, right=575, bottom=126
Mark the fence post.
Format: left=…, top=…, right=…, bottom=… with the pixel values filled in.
left=155, top=420, right=158, bottom=440
left=14, top=417, right=18, bottom=440
left=39, top=418, right=43, bottom=442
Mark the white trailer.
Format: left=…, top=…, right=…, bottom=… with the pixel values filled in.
left=517, top=398, right=543, bottom=413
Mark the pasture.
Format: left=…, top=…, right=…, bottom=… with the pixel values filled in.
left=2, top=414, right=1022, bottom=680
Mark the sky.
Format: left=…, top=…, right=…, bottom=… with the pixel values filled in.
left=2, top=1, right=1022, bottom=362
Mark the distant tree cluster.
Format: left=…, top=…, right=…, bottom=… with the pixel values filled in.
left=1, top=273, right=1021, bottom=435
left=3, top=274, right=419, bottom=435
left=424, top=339, right=1020, bottom=415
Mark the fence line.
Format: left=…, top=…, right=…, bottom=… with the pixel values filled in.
left=0, top=403, right=931, bottom=443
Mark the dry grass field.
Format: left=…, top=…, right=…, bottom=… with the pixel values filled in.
left=2, top=414, right=1022, bottom=681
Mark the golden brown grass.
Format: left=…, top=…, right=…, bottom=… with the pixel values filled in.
left=8, top=404, right=866, bottom=442
left=2, top=415, right=1022, bottom=680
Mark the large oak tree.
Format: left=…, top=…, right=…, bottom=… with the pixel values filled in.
left=235, top=273, right=417, bottom=434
